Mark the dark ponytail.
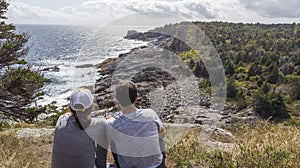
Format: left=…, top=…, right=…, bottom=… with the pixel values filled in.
left=70, top=108, right=84, bottom=130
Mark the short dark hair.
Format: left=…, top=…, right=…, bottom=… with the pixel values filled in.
left=115, top=81, right=138, bottom=107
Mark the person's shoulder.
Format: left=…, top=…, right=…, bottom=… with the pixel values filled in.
left=139, top=108, right=159, bottom=117
left=139, top=108, right=156, bottom=113
left=135, top=108, right=160, bottom=122
left=55, top=113, right=72, bottom=129
left=107, top=117, right=120, bottom=127
left=90, top=117, right=107, bottom=127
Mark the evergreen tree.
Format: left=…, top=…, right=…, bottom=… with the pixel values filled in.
left=227, top=78, right=238, bottom=99
left=193, top=62, right=208, bottom=78
left=254, top=91, right=290, bottom=121
left=292, top=79, right=300, bottom=100
left=267, top=63, right=280, bottom=84
left=225, top=60, right=235, bottom=76
left=0, top=1, right=50, bottom=121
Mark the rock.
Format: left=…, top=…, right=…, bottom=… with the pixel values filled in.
left=37, top=113, right=56, bottom=120
left=125, top=30, right=139, bottom=38
left=17, top=128, right=54, bottom=138
left=40, top=66, right=59, bottom=72
left=194, top=115, right=209, bottom=125
left=95, top=28, right=220, bottom=124
left=199, top=100, right=211, bottom=108
left=224, top=117, right=243, bottom=124
left=165, top=114, right=175, bottom=120
left=95, top=85, right=107, bottom=93
left=75, top=64, right=94, bottom=68
left=213, top=128, right=233, bottom=137
left=201, top=140, right=234, bottom=152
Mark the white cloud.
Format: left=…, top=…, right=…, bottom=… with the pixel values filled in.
left=82, top=0, right=216, bottom=20
left=239, top=0, right=300, bottom=18
left=7, top=2, right=99, bottom=25
left=6, top=0, right=300, bottom=25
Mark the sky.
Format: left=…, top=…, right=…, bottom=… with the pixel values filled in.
left=6, top=0, right=300, bottom=26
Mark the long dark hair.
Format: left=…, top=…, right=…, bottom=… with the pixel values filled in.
left=70, top=108, right=84, bottom=130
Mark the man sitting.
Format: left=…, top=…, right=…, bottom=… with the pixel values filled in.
left=107, top=81, right=166, bottom=168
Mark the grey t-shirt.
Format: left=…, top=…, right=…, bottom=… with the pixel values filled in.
left=52, top=114, right=107, bottom=168
left=107, top=109, right=164, bottom=168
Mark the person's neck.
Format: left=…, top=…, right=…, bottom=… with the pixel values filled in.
left=75, top=113, right=91, bottom=128
left=121, top=105, right=137, bottom=114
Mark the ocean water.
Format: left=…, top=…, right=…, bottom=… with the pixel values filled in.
left=16, top=25, right=148, bottom=108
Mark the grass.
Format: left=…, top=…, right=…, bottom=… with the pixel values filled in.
left=0, top=121, right=299, bottom=168
left=0, top=131, right=53, bottom=168
left=167, top=121, right=300, bottom=168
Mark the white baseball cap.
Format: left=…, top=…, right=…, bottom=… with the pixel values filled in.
left=70, top=88, right=93, bottom=112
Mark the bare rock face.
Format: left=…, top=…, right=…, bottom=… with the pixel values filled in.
left=125, top=30, right=139, bottom=37
left=95, top=58, right=177, bottom=114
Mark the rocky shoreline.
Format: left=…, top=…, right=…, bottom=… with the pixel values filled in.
left=94, top=30, right=258, bottom=126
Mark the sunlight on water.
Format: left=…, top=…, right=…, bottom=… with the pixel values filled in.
left=16, top=25, right=148, bottom=108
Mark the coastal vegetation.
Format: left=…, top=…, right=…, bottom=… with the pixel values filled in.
left=0, top=0, right=51, bottom=122
left=177, top=22, right=300, bottom=123
left=0, top=1, right=299, bottom=167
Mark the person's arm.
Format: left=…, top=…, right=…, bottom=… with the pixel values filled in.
left=95, top=144, right=108, bottom=168
left=95, top=119, right=109, bottom=168
left=111, top=142, right=121, bottom=168
left=159, top=126, right=166, bottom=138
left=105, top=117, right=121, bottom=168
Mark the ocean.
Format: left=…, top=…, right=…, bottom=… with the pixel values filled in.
left=16, top=24, right=148, bottom=108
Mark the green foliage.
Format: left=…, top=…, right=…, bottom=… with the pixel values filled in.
left=292, top=81, right=300, bottom=100
left=227, top=78, right=238, bottom=99
left=227, top=78, right=248, bottom=110
left=0, top=1, right=50, bottom=122
left=14, top=59, right=27, bottom=65
left=225, top=60, right=235, bottom=76
left=236, top=90, right=248, bottom=110
left=254, top=91, right=290, bottom=121
left=247, top=63, right=262, bottom=79
left=179, top=50, right=209, bottom=78
left=267, top=63, right=281, bottom=84
left=24, top=104, right=57, bottom=123
left=1, top=68, right=50, bottom=98
left=198, top=79, right=210, bottom=88
left=25, top=106, right=47, bottom=123
left=286, top=75, right=300, bottom=101
left=160, top=22, right=300, bottom=117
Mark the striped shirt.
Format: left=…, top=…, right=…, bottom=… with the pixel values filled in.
left=107, top=109, right=163, bottom=168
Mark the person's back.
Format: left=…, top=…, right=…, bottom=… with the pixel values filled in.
left=52, top=114, right=96, bottom=168
left=107, top=109, right=163, bottom=168
left=106, top=81, right=166, bottom=168
left=52, top=88, right=107, bottom=168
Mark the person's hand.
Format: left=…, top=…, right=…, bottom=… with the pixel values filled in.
left=105, top=116, right=115, bottom=122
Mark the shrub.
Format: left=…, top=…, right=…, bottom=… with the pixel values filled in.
left=254, top=91, right=290, bottom=121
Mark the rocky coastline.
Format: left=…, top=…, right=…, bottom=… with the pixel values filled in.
left=94, top=30, right=258, bottom=126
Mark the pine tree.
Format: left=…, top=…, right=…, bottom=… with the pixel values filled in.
left=0, top=1, right=50, bottom=121
left=227, top=78, right=238, bottom=99
left=267, top=63, right=280, bottom=84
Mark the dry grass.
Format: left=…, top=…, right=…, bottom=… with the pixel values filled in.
left=0, top=121, right=299, bottom=168
left=0, top=132, right=53, bottom=168
left=167, top=121, right=300, bottom=168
